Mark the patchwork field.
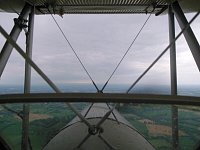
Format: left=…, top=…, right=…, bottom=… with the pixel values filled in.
left=15, top=113, right=52, bottom=122
left=0, top=103, right=199, bottom=150
left=146, top=124, right=186, bottom=136
left=118, top=104, right=200, bottom=150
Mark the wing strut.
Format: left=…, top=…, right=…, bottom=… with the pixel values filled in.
left=168, top=5, right=179, bottom=150
left=126, top=11, right=200, bottom=93
left=0, top=3, right=31, bottom=77
left=172, top=1, right=200, bottom=72
left=0, top=24, right=93, bottom=136
left=21, top=5, right=35, bottom=150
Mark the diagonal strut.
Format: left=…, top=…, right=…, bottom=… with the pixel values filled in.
left=126, top=12, right=200, bottom=93
left=0, top=25, right=91, bottom=128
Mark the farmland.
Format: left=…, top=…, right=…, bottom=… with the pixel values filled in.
left=0, top=103, right=199, bottom=150
left=118, top=104, right=200, bottom=150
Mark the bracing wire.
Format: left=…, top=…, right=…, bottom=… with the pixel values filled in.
left=50, top=14, right=100, bottom=92
left=126, top=11, right=200, bottom=93
left=0, top=24, right=92, bottom=128
left=101, top=13, right=152, bottom=92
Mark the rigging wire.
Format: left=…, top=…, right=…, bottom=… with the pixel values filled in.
left=126, top=11, right=200, bottom=93
left=0, top=24, right=92, bottom=129
left=50, top=14, right=100, bottom=92
left=77, top=104, right=117, bottom=149
left=101, top=13, right=152, bottom=92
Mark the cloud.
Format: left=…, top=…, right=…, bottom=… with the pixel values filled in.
left=0, top=12, right=199, bottom=87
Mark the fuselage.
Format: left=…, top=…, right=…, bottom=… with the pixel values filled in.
left=43, top=103, right=155, bottom=150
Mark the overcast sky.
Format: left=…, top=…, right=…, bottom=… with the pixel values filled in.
left=0, top=12, right=200, bottom=90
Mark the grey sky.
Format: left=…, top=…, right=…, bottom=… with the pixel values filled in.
left=0, top=12, right=200, bottom=88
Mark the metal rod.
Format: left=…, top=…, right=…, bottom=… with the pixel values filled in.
left=106, top=103, right=119, bottom=124
left=24, top=9, right=34, bottom=94
left=0, top=3, right=31, bottom=77
left=21, top=104, right=30, bottom=150
left=1, top=105, right=22, bottom=118
left=50, top=13, right=99, bottom=92
left=0, top=93, right=200, bottom=106
left=172, top=1, right=200, bottom=71
left=126, top=12, right=199, bottom=93
left=0, top=25, right=91, bottom=129
left=78, top=104, right=116, bottom=149
left=101, top=14, right=152, bottom=92
left=77, top=133, right=91, bottom=148
left=84, top=103, right=94, bottom=117
left=98, top=134, right=116, bottom=150
left=67, top=102, right=91, bottom=128
left=21, top=6, right=35, bottom=150
left=0, top=25, right=60, bottom=92
left=96, top=104, right=116, bottom=128
left=169, top=7, right=177, bottom=96
left=168, top=6, right=179, bottom=150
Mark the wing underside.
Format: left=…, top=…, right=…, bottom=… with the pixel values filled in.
left=0, top=0, right=199, bottom=15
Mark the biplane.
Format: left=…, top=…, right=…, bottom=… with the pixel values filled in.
left=0, top=0, right=200, bottom=150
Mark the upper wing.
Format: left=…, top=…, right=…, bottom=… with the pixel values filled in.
left=0, top=0, right=199, bottom=14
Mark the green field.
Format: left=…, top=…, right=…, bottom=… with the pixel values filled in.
left=0, top=103, right=200, bottom=150
left=118, top=104, right=200, bottom=150
left=0, top=103, right=87, bottom=150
